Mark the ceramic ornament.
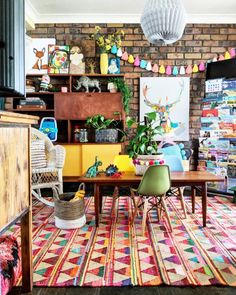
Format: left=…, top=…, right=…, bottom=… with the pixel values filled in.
left=116, top=47, right=122, bottom=57
left=172, top=66, right=179, bottom=75
left=166, top=65, right=172, bottom=75
left=128, top=54, right=134, bottom=64
left=230, top=48, right=236, bottom=58
left=134, top=56, right=140, bottom=67
left=152, top=63, right=159, bottom=73
left=111, top=45, right=118, bottom=54
left=212, top=56, right=218, bottom=62
left=146, top=61, right=152, bottom=71
left=225, top=51, right=231, bottom=60
left=140, top=59, right=147, bottom=69
left=198, top=62, right=205, bottom=72
left=159, top=65, right=165, bottom=74
left=218, top=54, right=225, bottom=61
left=192, top=64, right=199, bottom=73
left=121, top=51, right=129, bottom=61
left=179, top=66, right=185, bottom=75
left=186, top=65, right=192, bottom=74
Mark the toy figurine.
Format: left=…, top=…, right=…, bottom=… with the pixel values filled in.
left=105, top=164, right=118, bottom=176
left=74, top=76, right=101, bottom=93
left=39, top=74, right=52, bottom=92
left=85, top=156, right=102, bottom=178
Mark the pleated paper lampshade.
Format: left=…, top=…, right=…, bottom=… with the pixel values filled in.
left=140, top=0, right=186, bottom=45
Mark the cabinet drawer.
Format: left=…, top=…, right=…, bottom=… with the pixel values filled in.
left=54, top=92, right=124, bottom=120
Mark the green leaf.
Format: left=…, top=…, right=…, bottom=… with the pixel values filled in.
left=145, top=111, right=157, bottom=121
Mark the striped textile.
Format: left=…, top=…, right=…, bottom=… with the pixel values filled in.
left=8, top=195, right=236, bottom=287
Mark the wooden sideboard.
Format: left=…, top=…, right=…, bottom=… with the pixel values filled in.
left=0, top=111, right=38, bottom=292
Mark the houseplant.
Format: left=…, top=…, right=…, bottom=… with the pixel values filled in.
left=108, top=77, right=132, bottom=114
left=86, top=114, right=125, bottom=143
left=127, top=112, right=164, bottom=175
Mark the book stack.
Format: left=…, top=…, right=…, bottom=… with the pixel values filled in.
left=198, top=78, right=236, bottom=177
left=17, top=97, right=46, bottom=110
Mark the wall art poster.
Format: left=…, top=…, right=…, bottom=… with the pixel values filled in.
left=48, top=45, right=70, bottom=74
left=108, top=57, right=120, bottom=74
left=26, top=38, right=56, bottom=74
left=69, top=45, right=85, bottom=74
left=140, top=77, right=190, bottom=141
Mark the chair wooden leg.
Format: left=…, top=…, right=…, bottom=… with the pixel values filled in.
left=154, top=197, right=160, bottom=221
left=178, top=187, right=187, bottom=219
left=130, top=189, right=136, bottom=211
left=111, top=186, right=119, bottom=214
left=142, top=197, right=148, bottom=235
left=161, top=195, right=173, bottom=232
left=131, top=196, right=142, bottom=225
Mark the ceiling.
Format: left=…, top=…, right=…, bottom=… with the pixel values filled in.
left=26, top=0, right=236, bottom=26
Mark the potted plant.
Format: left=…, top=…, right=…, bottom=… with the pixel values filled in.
left=86, top=114, right=125, bottom=143
left=108, top=77, right=132, bottom=114
left=127, top=112, right=164, bottom=175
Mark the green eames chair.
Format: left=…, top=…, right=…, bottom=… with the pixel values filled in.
left=131, top=165, right=173, bottom=234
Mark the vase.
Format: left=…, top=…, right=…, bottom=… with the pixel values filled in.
left=100, top=53, right=108, bottom=74
left=134, top=154, right=164, bottom=175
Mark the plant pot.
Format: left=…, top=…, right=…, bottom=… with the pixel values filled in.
left=134, top=153, right=164, bottom=175
left=95, top=129, right=118, bottom=143
left=100, top=53, right=108, bottom=74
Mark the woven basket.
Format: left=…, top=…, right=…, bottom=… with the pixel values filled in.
left=135, top=154, right=164, bottom=175
left=54, top=183, right=86, bottom=229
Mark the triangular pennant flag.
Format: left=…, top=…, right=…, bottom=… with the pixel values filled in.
left=146, top=61, right=152, bottom=71
left=159, top=65, right=165, bottom=74
left=128, top=54, right=134, bottom=64
left=173, top=66, right=179, bottom=75
left=179, top=66, right=185, bottom=75
left=116, top=47, right=122, bottom=57
left=192, top=64, right=199, bottom=73
left=121, top=51, right=128, bottom=61
left=230, top=48, right=236, bottom=58
left=111, top=45, right=118, bottom=54
left=186, top=65, right=192, bottom=74
left=225, top=51, right=231, bottom=60
left=212, top=56, right=218, bottom=62
left=166, top=65, right=172, bottom=75
left=198, top=62, right=205, bottom=71
left=152, top=64, right=159, bottom=73
left=140, top=59, right=147, bottom=69
left=134, top=56, right=140, bottom=67
left=218, top=54, right=225, bottom=61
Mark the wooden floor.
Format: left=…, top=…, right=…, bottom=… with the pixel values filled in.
left=10, top=286, right=236, bottom=295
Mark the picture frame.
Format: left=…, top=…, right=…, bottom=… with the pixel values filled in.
left=108, top=57, right=120, bottom=74
left=48, top=45, right=70, bottom=74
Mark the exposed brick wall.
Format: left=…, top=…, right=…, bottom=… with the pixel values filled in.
left=27, top=23, right=236, bottom=168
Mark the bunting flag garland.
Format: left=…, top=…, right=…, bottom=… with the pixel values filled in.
left=109, top=44, right=236, bottom=76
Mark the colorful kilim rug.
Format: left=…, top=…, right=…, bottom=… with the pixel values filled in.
left=8, top=195, right=236, bottom=287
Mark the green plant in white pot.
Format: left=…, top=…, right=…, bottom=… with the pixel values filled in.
left=127, top=112, right=164, bottom=175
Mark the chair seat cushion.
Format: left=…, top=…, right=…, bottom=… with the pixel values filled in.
left=0, top=236, right=21, bottom=295
left=31, top=139, right=47, bottom=169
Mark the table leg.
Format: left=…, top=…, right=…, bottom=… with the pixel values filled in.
left=191, top=186, right=196, bottom=213
left=202, top=183, right=207, bottom=227
left=94, top=183, right=100, bottom=227
left=21, top=209, right=33, bottom=292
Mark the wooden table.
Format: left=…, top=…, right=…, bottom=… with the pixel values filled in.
left=79, top=171, right=225, bottom=228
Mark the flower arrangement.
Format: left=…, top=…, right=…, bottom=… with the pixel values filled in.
left=91, top=26, right=124, bottom=53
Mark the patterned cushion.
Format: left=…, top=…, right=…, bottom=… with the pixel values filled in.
left=0, top=236, right=21, bottom=295
left=31, top=139, right=47, bottom=169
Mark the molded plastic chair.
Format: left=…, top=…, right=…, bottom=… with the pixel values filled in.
left=131, top=165, right=172, bottom=234
left=164, top=155, right=187, bottom=218
left=31, top=128, right=66, bottom=207
left=111, top=155, right=136, bottom=213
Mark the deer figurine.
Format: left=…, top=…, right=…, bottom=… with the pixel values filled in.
left=32, top=48, right=48, bottom=70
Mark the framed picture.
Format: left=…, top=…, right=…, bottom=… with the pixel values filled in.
left=108, top=57, right=120, bottom=74
left=48, top=45, right=70, bottom=74
left=140, top=77, right=190, bottom=141
left=69, top=45, right=85, bottom=74
left=26, top=38, right=56, bottom=74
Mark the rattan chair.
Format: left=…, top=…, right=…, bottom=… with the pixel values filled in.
left=31, top=128, right=66, bottom=207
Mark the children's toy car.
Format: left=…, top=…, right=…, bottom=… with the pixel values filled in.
left=39, top=117, right=58, bottom=141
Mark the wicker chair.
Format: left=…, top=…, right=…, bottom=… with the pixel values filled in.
left=31, top=128, right=66, bottom=207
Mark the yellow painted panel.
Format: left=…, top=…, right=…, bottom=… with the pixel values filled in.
left=62, top=145, right=82, bottom=176
left=82, top=144, right=122, bottom=174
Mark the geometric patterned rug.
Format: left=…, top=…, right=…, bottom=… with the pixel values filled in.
left=8, top=195, right=236, bottom=287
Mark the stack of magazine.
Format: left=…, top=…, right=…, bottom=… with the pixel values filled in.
left=17, top=97, right=46, bottom=110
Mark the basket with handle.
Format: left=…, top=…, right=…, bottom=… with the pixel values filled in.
left=54, top=183, right=86, bottom=229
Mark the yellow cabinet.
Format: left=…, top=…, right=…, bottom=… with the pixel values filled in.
left=62, top=143, right=122, bottom=177
left=62, top=144, right=82, bottom=176
left=82, top=144, right=122, bottom=175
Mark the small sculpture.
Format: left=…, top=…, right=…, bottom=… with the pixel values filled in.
left=85, top=156, right=102, bottom=178
left=39, top=74, right=52, bottom=92
left=87, top=58, right=96, bottom=74
left=105, top=164, right=118, bottom=176
left=74, top=76, right=101, bottom=93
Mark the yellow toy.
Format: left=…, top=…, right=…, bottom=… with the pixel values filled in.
left=70, top=183, right=85, bottom=202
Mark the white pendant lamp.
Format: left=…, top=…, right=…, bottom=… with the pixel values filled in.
left=140, top=0, right=186, bottom=45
